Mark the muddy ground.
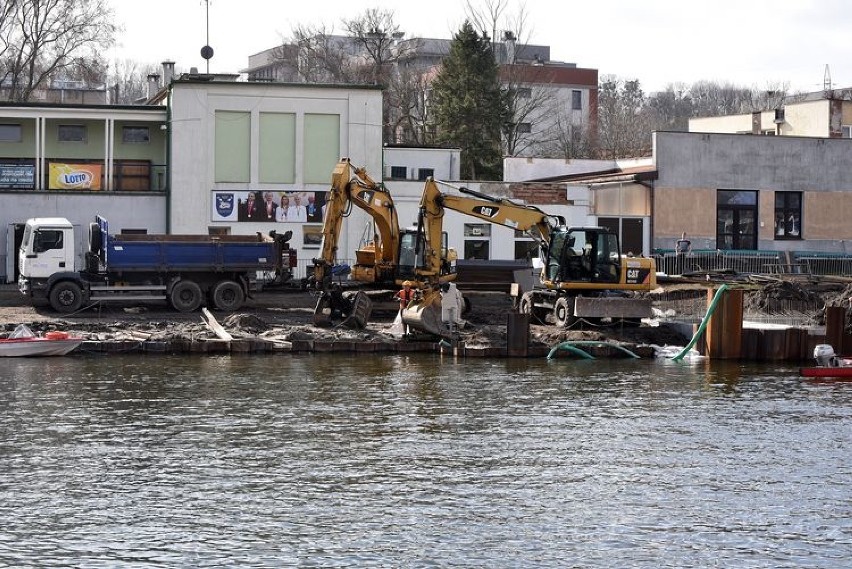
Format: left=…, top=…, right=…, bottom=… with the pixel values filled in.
left=2, top=276, right=850, bottom=350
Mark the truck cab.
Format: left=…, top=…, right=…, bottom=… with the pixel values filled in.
left=18, top=218, right=76, bottom=293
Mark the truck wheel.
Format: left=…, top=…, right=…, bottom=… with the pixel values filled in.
left=211, top=280, right=245, bottom=312
left=49, top=281, right=84, bottom=313
left=169, top=280, right=203, bottom=312
left=554, top=297, right=576, bottom=328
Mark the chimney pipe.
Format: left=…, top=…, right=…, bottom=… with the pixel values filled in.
left=162, top=61, right=175, bottom=86
left=146, top=73, right=161, bottom=100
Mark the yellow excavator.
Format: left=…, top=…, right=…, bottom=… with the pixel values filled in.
left=401, top=179, right=658, bottom=335
left=310, top=158, right=457, bottom=328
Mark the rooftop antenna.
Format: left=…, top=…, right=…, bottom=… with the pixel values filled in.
left=824, top=64, right=832, bottom=91
left=200, top=0, right=214, bottom=74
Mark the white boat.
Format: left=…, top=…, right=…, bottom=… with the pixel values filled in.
left=0, top=324, right=83, bottom=357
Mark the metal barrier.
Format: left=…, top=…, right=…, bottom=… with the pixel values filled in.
left=652, top=249, right=852, bottom=277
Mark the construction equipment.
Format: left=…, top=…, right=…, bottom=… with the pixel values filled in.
left=402, top=179, right=657, bottom=335
left=310, top=159, right=456, bottom=328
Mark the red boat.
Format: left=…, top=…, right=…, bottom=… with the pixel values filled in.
left=800, top=366, right=852, bottom=378
left=0, top=325, right=82, bottom=357
left=800, top=344, right=852, bottom=378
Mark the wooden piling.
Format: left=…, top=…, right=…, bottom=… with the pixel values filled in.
left=706, top=287, right=743, bottom=359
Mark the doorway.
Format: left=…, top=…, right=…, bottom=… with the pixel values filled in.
left=717, top=190, right=757, bottom=250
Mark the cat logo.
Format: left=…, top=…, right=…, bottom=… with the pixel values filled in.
left=472, top=205, right=499, bottom=218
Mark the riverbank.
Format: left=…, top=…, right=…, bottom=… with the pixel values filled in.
left=0, top=285, right=692, bottom=358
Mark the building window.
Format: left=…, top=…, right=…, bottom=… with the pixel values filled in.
left=122, top=126, right=150, bottom=143
left=517, top=87, right=531, bottom=98
left=842, top=125, right=852, bottom=138
left=572, top=90, right=582, bottom=111
left=516, top=122, right=532, bottom=134
left=514, top=240, right=538, bottom=261
left=716, top=189, right=757, bottom=250
left=0, top=124, right=22, bottom=142
left=58, top=124, right=87, bottom=143
left=417, top=168, right=434, bottom=181
left=390, top=166, right=407, bottom=179
left=774, top=191, right=802, bottom=239
left=464, top=223, right=490, bottom=259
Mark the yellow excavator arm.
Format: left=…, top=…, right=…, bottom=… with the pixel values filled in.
left=415, top=178, right=559, bottom=281
left=313, top=158, right=400, bottom=287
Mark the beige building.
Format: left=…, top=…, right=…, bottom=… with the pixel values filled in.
left=689, top=90, right=852, bottom=138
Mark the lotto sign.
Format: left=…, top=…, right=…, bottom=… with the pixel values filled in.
left=49, top=163, right=103, bottom=190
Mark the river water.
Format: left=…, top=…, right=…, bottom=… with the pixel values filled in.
left=1, top=353, right=850, bottom=568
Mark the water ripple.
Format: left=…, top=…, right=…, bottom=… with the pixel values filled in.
left=0, top=355, right=850, bottom=567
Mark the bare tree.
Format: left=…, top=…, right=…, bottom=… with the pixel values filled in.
left=548, top=108, right=596, bottom=159
left=107, top=59, right=161, bottom=104
left=646, top=83, right=694, bottom=131
left=283, top=23, right=357, bottom=84
left=0, top=0, right=117, bottom=101
left=387, top=64, right=434, bottom=145
left=597, top=75, right=653, bottom=159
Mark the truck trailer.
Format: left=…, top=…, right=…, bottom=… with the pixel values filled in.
left=18, top=216, right=296, bottom=313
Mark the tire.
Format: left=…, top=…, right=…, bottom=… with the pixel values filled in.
left=211, top=280, right=245, bottom=312
left=49, top=281, right=84, bottom=313
left=88, top=222, right=102, bottom=255
left=519, top=292, right=535, bottom=315
left=169, top=280, right=203, bottom=312
left=554, top=296, right=576, bottom=328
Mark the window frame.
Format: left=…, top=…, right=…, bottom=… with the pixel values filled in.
left=774, top=191, right=802, bottom=240
left=0, top=123, right=22, bottom=142
left=121, top=126, right=151, bottom=144
left=389, top=166, right=407, bottom=179
left=417, top=168, right=434, bottom=181
left=58, top=124, right=87, bottom=143
left=571, top=90, right=582, bottom=111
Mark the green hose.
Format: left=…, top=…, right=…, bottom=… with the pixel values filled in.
left=671, top=284, right=729, bottom=361
left=547, top=340, right=641, bottom=360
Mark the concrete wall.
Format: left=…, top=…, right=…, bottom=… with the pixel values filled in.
left=3, top=194, right=165, bottom=282
left=653, top=131, right=852, bottom=252
left=383, top=147, right=460, bottom=180
left=169, top=80, right=384, bottom=269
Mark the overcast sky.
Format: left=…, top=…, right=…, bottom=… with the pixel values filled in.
left=109, top=0, right=850, bottom=94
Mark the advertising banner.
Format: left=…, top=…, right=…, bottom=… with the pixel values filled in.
left=0, top=164, right=35, bottom=189
left=211, top=190, right=328, bottom=223
left=48, top=163, right=103, bottom=190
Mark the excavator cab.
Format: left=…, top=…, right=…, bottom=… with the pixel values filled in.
left=546, top=227, right=621, bottom=284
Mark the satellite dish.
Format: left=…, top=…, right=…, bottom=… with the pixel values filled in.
left=201, top=45, right=214, bottom=60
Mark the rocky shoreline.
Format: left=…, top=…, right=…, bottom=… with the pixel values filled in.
left=0, top=287, right=693, bottom=358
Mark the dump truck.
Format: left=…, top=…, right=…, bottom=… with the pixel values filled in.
left=18, top=215, right=296, bottom=313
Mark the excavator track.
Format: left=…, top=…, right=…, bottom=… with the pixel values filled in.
left=313, top=290, right=372, bottom=329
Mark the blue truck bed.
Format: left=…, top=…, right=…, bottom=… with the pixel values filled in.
left=97, top=216, right=280, bottom=273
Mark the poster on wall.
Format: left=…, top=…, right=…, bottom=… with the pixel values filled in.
left=211, top=190, right=328, bottom=223
left=48, top=163, right=103, bottom=190
left=303, top=225, right=323, bottom=248
left=0, top=164, right=35, bottom=189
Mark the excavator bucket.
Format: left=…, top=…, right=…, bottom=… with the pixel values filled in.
left=401, top=291, right=446, bottom=337
left=313, top=290, right=372, bottom=329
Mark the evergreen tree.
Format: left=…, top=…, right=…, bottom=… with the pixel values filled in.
left=431, top=22, right=505, bottom=180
